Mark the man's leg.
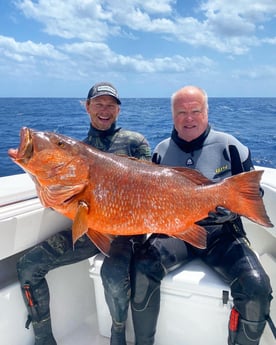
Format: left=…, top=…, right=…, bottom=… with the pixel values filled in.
left=17, top=229, right=99, bottom=345
left=203, top=232, right=272, bottom=345
left=101, top=236, right=142, bottom=345
left=227, top=261, right=272, bottom=345
left=131, top=235, right=191, bottom=345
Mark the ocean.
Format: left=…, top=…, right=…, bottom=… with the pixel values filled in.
left=0, top=97, right=275, bottom=177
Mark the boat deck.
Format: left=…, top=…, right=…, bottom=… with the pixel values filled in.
left=1, top=169, right=275, bottom=345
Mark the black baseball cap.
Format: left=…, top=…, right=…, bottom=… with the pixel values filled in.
left=87, top=82, right=121, bottom=104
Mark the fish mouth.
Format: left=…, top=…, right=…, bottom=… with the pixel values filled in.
left=8, top=127, right=33, bottom=162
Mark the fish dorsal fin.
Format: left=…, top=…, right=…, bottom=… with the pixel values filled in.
left=117, top=157, right=213, bottom=186
left=86, top=229, right=115, bottom=257
left=173, top=224, right=207, bottom=249
left=72, top=201, right=89, bottom=245
left=170, top=167, right=214, bottom=186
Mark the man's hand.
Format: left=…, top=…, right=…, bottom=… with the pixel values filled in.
left=206, top=206, right=238, bottom=224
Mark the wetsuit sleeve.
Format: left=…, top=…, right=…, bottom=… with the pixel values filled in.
left=230, top=146, right=263, bottom=197
left=152, top=152, right=161, bottom=164
left=151, top=139, right=170, bottom=164
left=242, top=149, right=254, bottom=172
left=134, top=136, right=152, bottom=161
left=229, top=144, right=254, bottom=174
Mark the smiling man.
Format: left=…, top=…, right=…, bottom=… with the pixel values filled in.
left=16, top=81, right=151, bottom=345
left=172, top=85, right=208, bottom=142
left=86, top=82, right=121, bottom=131
left=131, top=85, right=272, bottom=345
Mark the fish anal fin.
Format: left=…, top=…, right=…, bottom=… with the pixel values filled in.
left=72, top=201, right=89, bottom=245
left=173, top=224, right=207, bottom=249
left=86, top=229, right=115, bottom=257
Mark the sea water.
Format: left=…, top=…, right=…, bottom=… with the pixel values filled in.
left=0, top=97, right=275, bottom=177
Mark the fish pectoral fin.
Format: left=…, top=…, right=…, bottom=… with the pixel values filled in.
left=86, top=230, right=115, bottom=257
left=72, top=201, right=89, bottom=245
left=174, top=224, right=207, bottom=249
left=41, top=184, right=86, bottom=207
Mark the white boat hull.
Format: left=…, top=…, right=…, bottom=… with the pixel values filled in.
left=0, top=168, right=275, bottom=345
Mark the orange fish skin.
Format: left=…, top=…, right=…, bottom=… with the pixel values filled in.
left=8, top=127, right=273, bottom=254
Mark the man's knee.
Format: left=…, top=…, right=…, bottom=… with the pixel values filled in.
left=231, top=269, right=272, bottom=320
left=133, top=235, right=188, bottom=281
left=131, top=244, right=164, bottom=311
left=17, top=230, right=73, bottom=284
left=17, top=252, right=37, bottom=284
left=228, top=308, right=267, bottom=345
left=132, top=235, right=188, bottom=311
left=101, top=256, right=131, bottom=298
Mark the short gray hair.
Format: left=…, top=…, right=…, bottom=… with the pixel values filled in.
left=171, top=86, right=209, bottom=112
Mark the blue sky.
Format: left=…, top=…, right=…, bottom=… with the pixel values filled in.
left=0, top=0, right=276, bottom=98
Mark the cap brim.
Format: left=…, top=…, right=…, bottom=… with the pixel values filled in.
left=90, top=92, right=121, bottom=104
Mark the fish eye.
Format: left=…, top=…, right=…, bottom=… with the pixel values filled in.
left=57, top=140, right=65, bottom=148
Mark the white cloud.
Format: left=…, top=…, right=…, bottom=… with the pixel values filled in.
left=233, top=65, right=276, bottom=79
left=204, top=3, right=275, bottom=41
left=0, top=33, right=214, bottom=80
left=262, top=37, right=276, bottom=44
left=62, top=41, right=214, bottom=74
left=0, top=35, right=66, bottom=60
left=15, top=0, right=276, bottom=56
left=201, top=0, right=276, bottom=22
left=16, top=0, right=118, bottom=41
left=131, top=0, right=175, bottom=14
left=0, top=35, right=70, bottom=79
left=1, top=0, right=273, bottom=97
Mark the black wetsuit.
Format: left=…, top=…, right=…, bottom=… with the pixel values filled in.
left=17, top=123, right=151, bottom=345
left=131, top=126, right=273, bottom=345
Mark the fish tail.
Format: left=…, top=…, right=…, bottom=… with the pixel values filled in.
left=223, top=170, right=273, bottom=227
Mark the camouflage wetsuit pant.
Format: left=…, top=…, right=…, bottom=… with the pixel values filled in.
left=17, top=229, right=143, bottom=342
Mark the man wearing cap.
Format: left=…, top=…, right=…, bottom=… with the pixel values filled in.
left=17, top=82, right=151, bottom=345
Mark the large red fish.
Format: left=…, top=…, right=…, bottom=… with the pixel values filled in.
left=8, top=127, right=273, bottom=255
